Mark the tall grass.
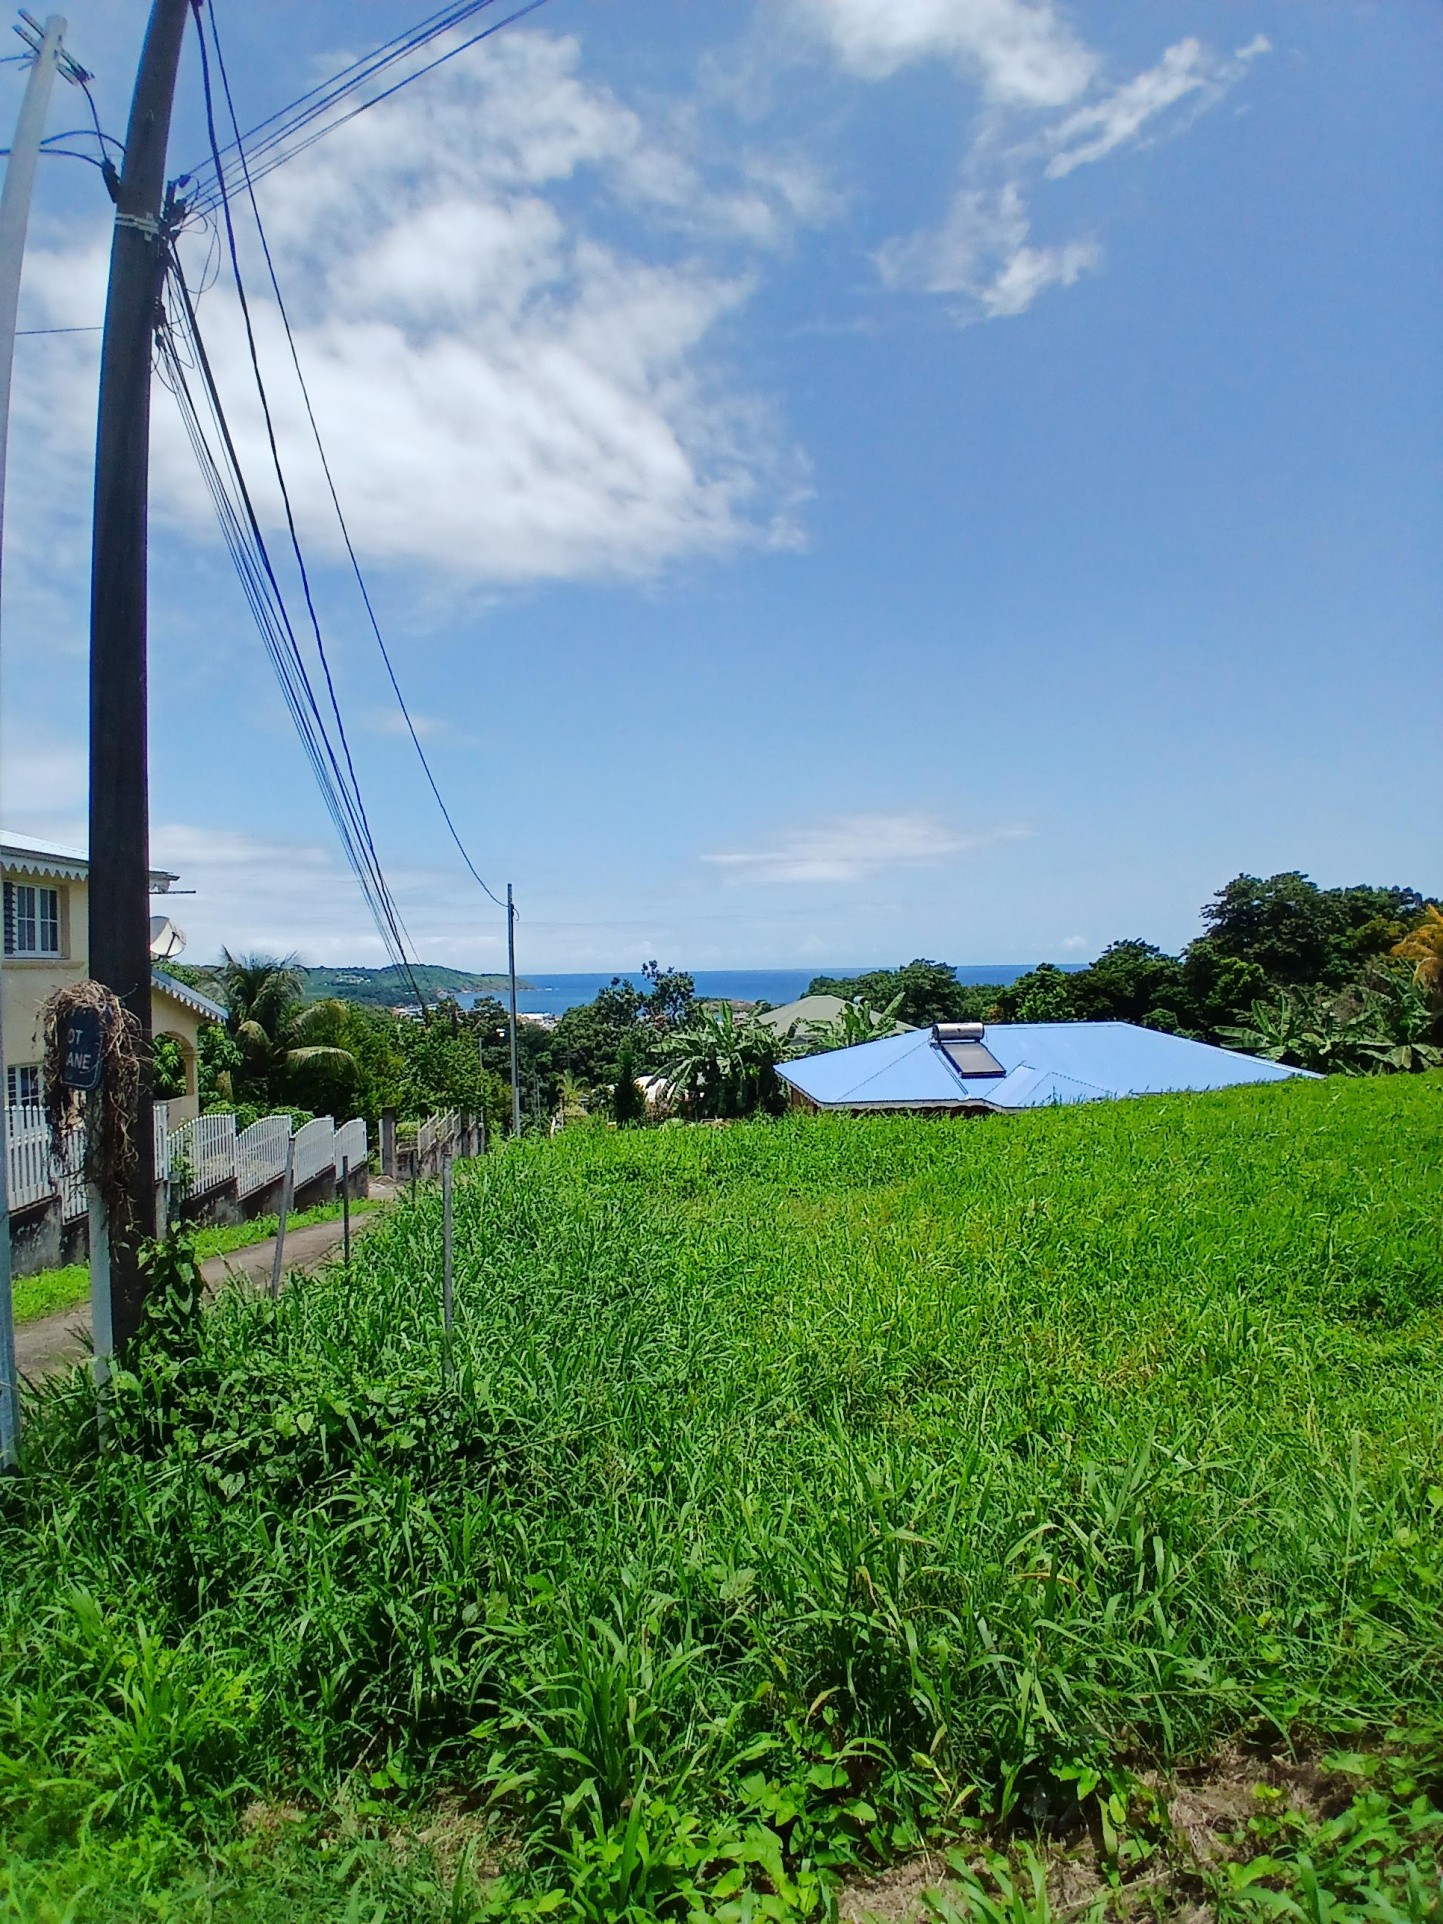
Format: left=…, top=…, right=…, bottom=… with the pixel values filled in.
left=1, top=1075, right=1439, bottom=1916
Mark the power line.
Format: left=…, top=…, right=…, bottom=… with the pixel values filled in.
left=159, top=257, right=427, bottom=1007
left=181, top=0, right=550, bottom=221
left=187, top=8, right=427, bottom=999
left=202, top=0, right=507, bottom=913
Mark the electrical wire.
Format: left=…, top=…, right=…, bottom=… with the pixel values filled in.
left=203, top=0, right=507, bottom=913
left=0, top=143, right=107, bottom=169
left=40, top=126, right=124, bottom=154
left=182, top=0, right=550, bottom=221
left=187, top=9, right=428, bottom=1001
left=159, top=257, right=428, bottom=1007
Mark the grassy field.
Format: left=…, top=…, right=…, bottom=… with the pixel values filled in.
left=11, top=1196, right=380, bottom=1325
left=1, top=1076, right=1439, bottom=1920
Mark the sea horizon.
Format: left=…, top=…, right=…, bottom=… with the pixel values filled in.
left=460, top=963, right=1082, bottom=1018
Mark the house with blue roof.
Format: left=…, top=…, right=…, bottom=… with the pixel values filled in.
left=776, top=1020, right=1311, bottom=1116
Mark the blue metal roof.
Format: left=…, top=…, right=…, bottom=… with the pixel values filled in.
left=777, top=1021, right=1312, bottom=1111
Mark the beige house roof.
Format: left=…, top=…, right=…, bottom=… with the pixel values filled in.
left=756, top=993, right=916, bottom=1037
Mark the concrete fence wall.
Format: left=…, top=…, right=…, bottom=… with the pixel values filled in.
left=6, top=1106, right=373, bottom=1279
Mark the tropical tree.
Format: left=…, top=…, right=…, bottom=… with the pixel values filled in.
left=218, top=952, right=354, bottom=1103
left=659, top=1004, right=786, bottom=1120
left=1348, top=967, right=1443, bottom=1073
left=611, top=1039, right=647, bottom=1126
left=995, top=963, right=1078, bottom=1024
left=555, top=1073, right=590, bottom=1128
left=1221, top=970, right=1442, bottom=1076
left=1218, top=991, right=1319, bottom=1067
left=808, top=960, right=988, bottom=1027
left=804, top=993, right=906, bottom=1053
left=1392, top=904, right=1443, bottom=1000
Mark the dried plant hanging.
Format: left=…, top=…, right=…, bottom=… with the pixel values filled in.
left=39, top=981, right=145, bottom=1226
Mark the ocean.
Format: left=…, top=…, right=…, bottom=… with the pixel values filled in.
left=467, top=965, right=1067, bottom=1018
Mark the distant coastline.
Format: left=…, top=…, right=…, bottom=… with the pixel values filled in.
left=264, top=961, right=1085, bottom=1016
left=467, top=965, right=1085, bottom=1019
left=299, top=964, right=516, bottom=1008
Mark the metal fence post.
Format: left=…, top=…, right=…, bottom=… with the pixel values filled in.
left=442, top=1152, right=454, bottom=1370
left=269, top=1134, right=295, bottom=1300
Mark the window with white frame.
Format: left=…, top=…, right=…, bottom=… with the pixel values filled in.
left=2, top=880, right=61, bottom=956
left=6, top=1064, right=41, bottom=1111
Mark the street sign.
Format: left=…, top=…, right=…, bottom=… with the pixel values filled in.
left=62, top=1007, right=104, bottom=1091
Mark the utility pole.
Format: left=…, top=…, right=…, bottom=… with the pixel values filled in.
left=0, top=10, right=70, bottom=1465
left=506, top=883, right=521, bottom=1137
left=88, top=0, right=189, bottom=1359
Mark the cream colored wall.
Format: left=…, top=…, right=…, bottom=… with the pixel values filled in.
left=1, top=871, right=87, bottom=1088
left=3, top=870, right=207, bottom=1124
left=152, top=994, right=204, bottom=1125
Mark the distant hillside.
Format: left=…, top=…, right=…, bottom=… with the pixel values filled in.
left=167, top=962, right=518, bottom=1011
left=301, top=965, right=517, bottom=1008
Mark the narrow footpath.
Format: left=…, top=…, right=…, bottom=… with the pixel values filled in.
left=15, top=1188, right=394, bottom=1381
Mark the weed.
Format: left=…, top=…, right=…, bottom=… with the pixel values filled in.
left=0, top=1075, right=1438, bottom=1917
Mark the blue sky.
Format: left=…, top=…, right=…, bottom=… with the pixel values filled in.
left=1, top=0, right=1438, bottom=973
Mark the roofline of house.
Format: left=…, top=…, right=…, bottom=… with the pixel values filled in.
left=152, top=968, right=226, bottom=1024
left=2, top=832, right=178, bottom=890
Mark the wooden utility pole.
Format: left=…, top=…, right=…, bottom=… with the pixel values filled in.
left=88, top=0, right=190, bottom=1358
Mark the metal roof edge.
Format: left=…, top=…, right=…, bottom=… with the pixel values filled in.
left=2, top=832, right=178, bottom=888
left=152, top=968, right=226, bottom=1023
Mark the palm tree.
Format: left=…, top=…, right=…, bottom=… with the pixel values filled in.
left=218, top=952, right=354, bottom=1101
left=1392, top=905, right=1443, bottom=999
left=659, top=1003, right=785, bottom=1120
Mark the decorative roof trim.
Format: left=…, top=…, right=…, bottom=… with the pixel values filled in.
left=152, top=969, right=226, bottom=1024
left=2, top=832, right=178, bottom=889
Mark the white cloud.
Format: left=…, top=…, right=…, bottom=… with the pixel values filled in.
left=1060, top=934, right=1089, bottom=953
left=0, top=735, right=86, bottom=830
left=880, top=180, right=1098, bottom=315
left=792, top=0, right=1096, bottom=106
left=800, top=2, right=1268, bottom=322
left=1044, top=34, right=1270, bottom=179
left=703, top=811, right=1030, bottom=885
left=147, top=823, right=512, bottom=967
left=21, top=30, right=816, bottom=590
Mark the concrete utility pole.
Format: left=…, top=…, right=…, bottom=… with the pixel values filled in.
left=0, top=11, right=71, bottom=1467
left=89, top=0, right=189, bottom=1359
left=506, top=883, right=521, bottom=1136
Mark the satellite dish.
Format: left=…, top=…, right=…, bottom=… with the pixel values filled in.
left=149, top=915, right=187, bottom=961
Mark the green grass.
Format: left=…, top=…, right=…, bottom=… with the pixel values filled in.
left=1, top=1075, right=1440, bottom=1919
left=11, top=1263, right=90, bottom=1327
left=11, top=1197, right=380, bottom=1325
left=189, top=1195, right=380, bottom=1263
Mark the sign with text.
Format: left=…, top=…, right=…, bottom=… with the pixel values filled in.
left=61, top=1007, right=104, bottom=1092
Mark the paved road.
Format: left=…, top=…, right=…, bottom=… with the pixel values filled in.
left=15, top=1198, right=391, bottom=1381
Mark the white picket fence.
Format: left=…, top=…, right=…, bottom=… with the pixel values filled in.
left=5, top=1107, right=51, bottom=1213
left=287, top=1116, right=332, bottom=1191
left=236, top=1114, right=291, bottom=1198
left=6, top=1104, right=369, bottom=1216
left=334, top=1116, right=366, bottom=1176
left=168, top=1112, right=237, bottom=1201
